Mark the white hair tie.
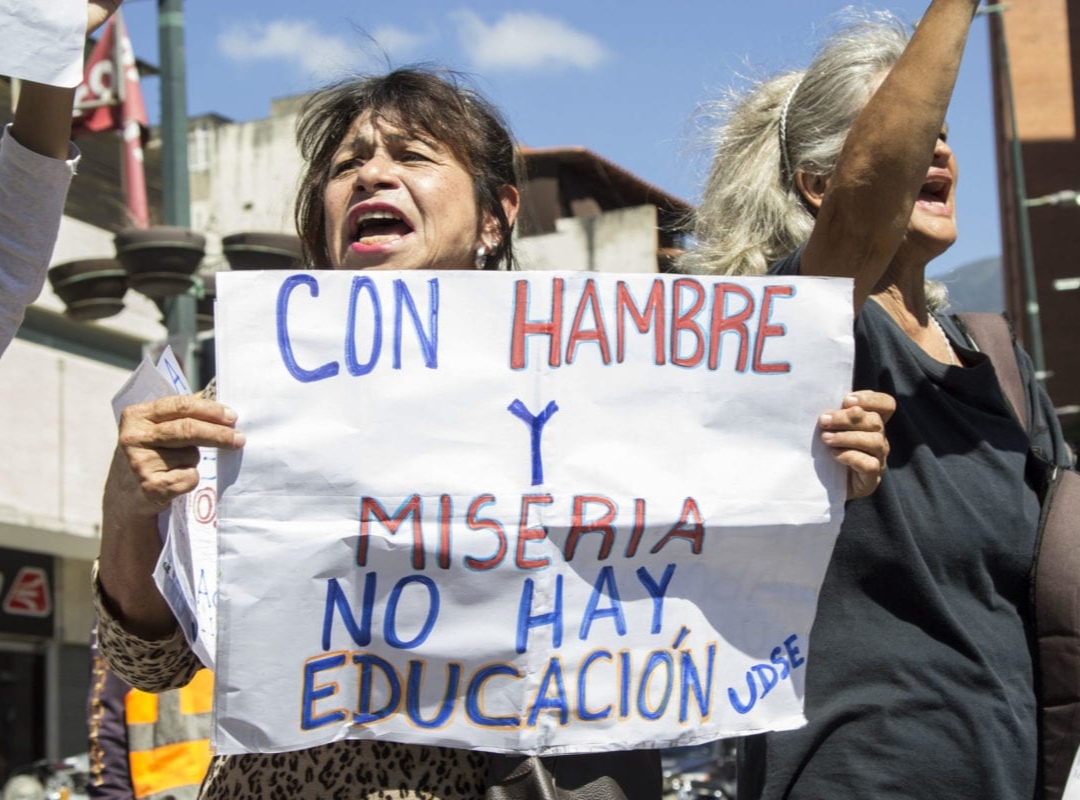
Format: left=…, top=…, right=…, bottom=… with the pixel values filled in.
left=779, top=74, right=805, bottom=182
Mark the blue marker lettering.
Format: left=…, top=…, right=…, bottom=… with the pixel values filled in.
left=301, top=652, right=348, bottom=730
left=635, top=563, right=676, bottom=634
left=393, top=278, right=438, bottom=369
left=508, top=399, right=559, bottom=486
left=679, top=643, right=716, bottom=722
left=579, top=566, right=627, bottom=640
left=384, top=575, right=440, bottom=649
left=516, top=575, right=563, bottom=654
left=466, top=664, right=521, bottom=728
left=276, top=274, right=340, bottom=382
left=345, top=275, right=382, bottom=376
left=578, top=650, right=613, bottom=721
left=352, top=653, right=401, bottom=725
left=321, top=575, right=376, bottom=650
left=526, top=658, right=569, bottom=727
left=638, top=650, right=673, bottom=720
left=405, top=660, right=460, bottom=728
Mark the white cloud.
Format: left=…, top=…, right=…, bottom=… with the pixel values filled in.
left=452, top=11, right=610, bottom=71
left=371, top=26, right=428, bottom=57
left=218, top=20, right=426, bottom=79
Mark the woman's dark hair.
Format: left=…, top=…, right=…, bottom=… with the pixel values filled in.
left=295, top=67, right=521, bottom=270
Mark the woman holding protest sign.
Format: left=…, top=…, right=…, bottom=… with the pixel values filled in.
left=94, top=68, right=893, bottom=799
left=680, top=0, right=1076, bottom=797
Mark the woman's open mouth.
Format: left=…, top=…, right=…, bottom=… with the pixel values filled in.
left=352, top=209, right=414, bottom=246
left=917, top=176, right=951, bottom=207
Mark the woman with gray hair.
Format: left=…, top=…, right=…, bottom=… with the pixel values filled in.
left=682, top=0, right=1074, bottom=797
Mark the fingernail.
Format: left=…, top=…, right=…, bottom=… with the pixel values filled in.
left=821, top=431, right=835, bottom=443
left=845, top=394, right=859, bottom=405
left=232, top=431, right=246, bottom=447
left=223, top=406, right=238, bottom=422
left=819, top=413, right=833, bottom=426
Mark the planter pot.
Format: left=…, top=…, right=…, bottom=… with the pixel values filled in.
left=115, top=226, right=206, bottom=298
left=222, top=231, right=302, bottom=270
left=47, top=258, right=128, bottom=320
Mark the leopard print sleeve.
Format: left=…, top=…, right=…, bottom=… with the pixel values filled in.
left=92, top=560, right=203, bottom=692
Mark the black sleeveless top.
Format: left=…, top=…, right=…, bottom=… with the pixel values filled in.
left=741, top=251, right=1068, bottom=799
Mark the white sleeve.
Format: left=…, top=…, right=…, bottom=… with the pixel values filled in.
left=0, top=124, right=80, bottom=358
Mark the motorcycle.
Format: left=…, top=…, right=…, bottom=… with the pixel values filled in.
left=2, top=754, right=89, bottom=800
left=661, top=739, right=737, bottom=800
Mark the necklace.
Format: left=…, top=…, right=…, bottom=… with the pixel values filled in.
left=929, top=315, right=957, bottom=366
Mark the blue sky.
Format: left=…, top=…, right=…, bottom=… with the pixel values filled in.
left=117, top=0, right=1000, bottom=276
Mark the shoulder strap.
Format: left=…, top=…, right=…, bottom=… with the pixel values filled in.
left=952, top=312, right=1029, bottom=434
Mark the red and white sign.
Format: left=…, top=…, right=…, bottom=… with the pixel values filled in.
left=2, top=568, right=53, bottom=618
left=71, top=11, right=150, bottom=229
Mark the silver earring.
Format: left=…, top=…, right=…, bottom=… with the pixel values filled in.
left=474, top=245, right=488, bottom=269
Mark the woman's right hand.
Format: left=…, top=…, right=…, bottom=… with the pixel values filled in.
left=110, top=395, right=245, bottom=517
left=98, top=395, right=244, bottom=639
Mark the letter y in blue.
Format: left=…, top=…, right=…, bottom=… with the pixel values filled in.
left=508, top=399, right=559, bottom=486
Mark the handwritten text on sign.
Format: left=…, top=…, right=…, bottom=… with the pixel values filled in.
left=212, top=270, right=853, bottom=755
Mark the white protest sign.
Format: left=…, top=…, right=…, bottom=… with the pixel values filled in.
left=156, top=449, right=220, bottom=670
left=212, top=269, right=853, bottom=755
left=0, top=0, right=86, bottom=87
left=111, top=347, right=219, bottom=669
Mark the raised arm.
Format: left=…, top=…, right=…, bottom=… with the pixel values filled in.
left=9, top=1, right=122, bottom=158
left=800, top=0, right=980, bottom=311
left=0, top=1, right=123, bottom=358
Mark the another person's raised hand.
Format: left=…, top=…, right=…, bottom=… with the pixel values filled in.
left=88, top=0, right=122, bottom=35
left=819, top=390, right=895, bottom=500
left=10, top=1, right=124, bottom=158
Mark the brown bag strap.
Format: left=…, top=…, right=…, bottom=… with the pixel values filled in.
left=955, top=312, right=1080, bottom=800
left=1034, top=467, right=1080, bottom=800
left=952, top=312, right=1028, bottom=433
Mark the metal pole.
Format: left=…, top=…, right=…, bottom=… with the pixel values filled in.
left=158, top=0, right=199, bottom=386
left=983, top=4, right=1048, bottom=386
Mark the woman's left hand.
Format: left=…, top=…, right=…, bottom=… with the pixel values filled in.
left=820, top=390, right=895, bottom=500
